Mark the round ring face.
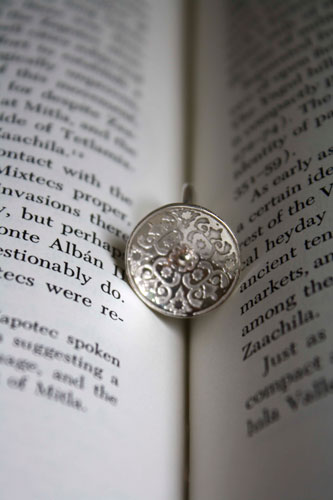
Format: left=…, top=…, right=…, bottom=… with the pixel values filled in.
left=125, top=204, right=240, bottom=318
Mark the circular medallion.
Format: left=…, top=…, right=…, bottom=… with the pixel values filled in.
left=125, top=203, right=240, bottom=318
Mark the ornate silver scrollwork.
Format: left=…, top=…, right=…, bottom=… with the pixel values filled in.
left=126, top=204, right=240, bottom=318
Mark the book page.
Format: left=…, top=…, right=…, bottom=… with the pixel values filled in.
left=0, top=1, right=185, bottom=499
left=190, top=1, right=333, bottom=499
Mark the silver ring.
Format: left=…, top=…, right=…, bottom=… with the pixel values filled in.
left=125, top=192, right=240, bottom=318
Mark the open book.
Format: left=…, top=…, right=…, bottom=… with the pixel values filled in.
left=1, top=0, right=332, bottom=498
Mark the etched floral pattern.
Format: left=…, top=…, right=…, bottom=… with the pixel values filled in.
left=126, top=205, right=240, bottom=317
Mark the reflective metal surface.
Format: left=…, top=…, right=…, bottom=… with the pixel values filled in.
left=125, top=204, right=240, bottom=318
